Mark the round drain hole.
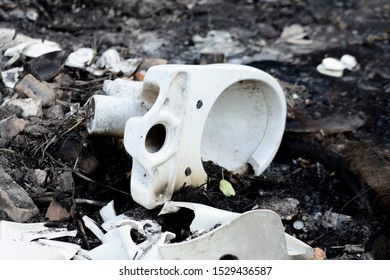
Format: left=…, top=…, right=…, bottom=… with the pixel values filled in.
left=145, top=124, right=166, bottom=153
left=196, top=100, right=203, bottom=109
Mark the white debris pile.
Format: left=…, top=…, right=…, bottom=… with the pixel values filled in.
left=0, top=200, right=315, bottom=260
left=65, top=47, right=143, bottom=76
left=0, top=28, right=145, bottom=90
left=75, top=201, right=164, bottom=260
left=78, top=201, right=314, bottom=260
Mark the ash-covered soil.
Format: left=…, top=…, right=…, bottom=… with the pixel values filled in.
left=1, top=0, right=390, bottom=260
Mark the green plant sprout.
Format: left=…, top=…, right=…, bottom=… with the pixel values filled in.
left=219, top=168, right=236, bottom=197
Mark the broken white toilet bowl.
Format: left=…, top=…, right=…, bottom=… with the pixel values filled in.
left=122, top=64, right=286, bottom=209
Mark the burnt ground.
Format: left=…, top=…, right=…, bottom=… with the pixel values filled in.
left=1, top=0, right=390, bottom=260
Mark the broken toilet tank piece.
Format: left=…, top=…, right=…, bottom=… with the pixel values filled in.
left=88, top=64, right=286, bottom=209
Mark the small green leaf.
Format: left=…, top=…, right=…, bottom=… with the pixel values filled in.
left=219, top=179, right=236, bottom=197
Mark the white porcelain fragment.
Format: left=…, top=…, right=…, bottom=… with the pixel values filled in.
left=0, top=28, right=49, bottom=53
left=21, top=41, right=62, bottom=58
left=99, top=200, right=117, bottom=222
left=100, top=213, right=132, bottom=231
left=322, top=57, right=345, bottom=71
left=0, top=240, right=77, bottom=260
left=139, top=231, right=175, bottom=260
left=1, top=67, right=23, bottom=88
left=103, top=218, right=143, bottom=233
left=0, top=28, right=20, bottom=50
left=317, top=55, right=357, bottom=77
left=0, top=220, right=77, bottom=242
left=159, top=201, right=239, bottom=232
left=109, top=58, right=143, bottom=75
left=83, top=224, right=143, bottom=260
left=340, top=54, right=358, bottom=70
left=158, top=208, right=313, bottom=260
left=3, top=39, right=60, bottom=66
left=0, top=221, right=79, bottom=260
left=81, top=205, right=156, bottom=260
left=36, top=239, right=81, bottom=259
left=96, top=48, right=121, bottom=69
left=82, top=215, right=105, bottom=241
left=65, top=48, right=94, bottom=68
left=280, top=24, right=313, bottom=45
left=316, top=63, right=343, bottom=77
left=4, top=42, right=32, bottom=65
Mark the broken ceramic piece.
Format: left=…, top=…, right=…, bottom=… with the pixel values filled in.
left=316, top=55, right=358, bottom=77
left=158, top=201, right=313, bottom=260
left=78, top=200, right=159, bottom=260
left=65, top=48, right=94, bottom=69
left=0, top=220, right=78, bottom=260
left=96, top=48, right=121, bottom=69
left=340, top=54, right=358, bottom=70
left=0, top=220, right=77, bottom=242
left=21, top=40, right=62, bottom=58
left=1, top=67, right=23, bottom=88
left=0, top=240, right=80, bottom=260
left=159, top=201, right=240, bottom=232
left=82, top=215, right=105, bottom=241
left=322, top=57, right=345, bottom=71
left=280, top=24, right=313, bottom=45
left=317, top=57, right=345, bottom=77
left=109, top=58, right=143, bottom=75
left=86, top=224, right=143, bottom=260
left=3, top=39, right=61, bottom=66
left=99, top=200, right=117, bottom=222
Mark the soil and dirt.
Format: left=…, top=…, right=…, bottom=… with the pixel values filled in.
left=1, top=0, right=390, bottom=260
